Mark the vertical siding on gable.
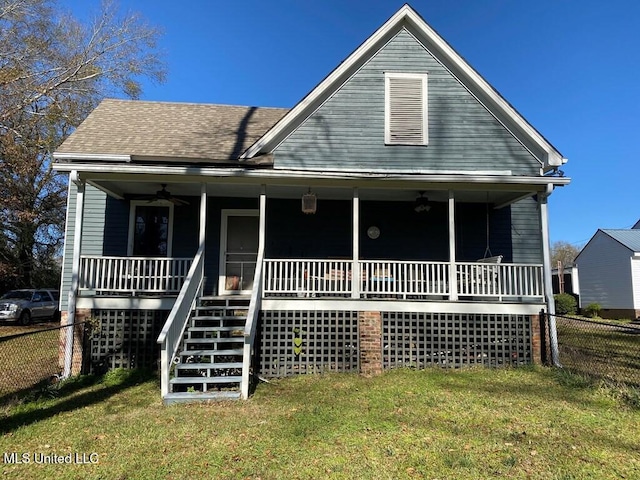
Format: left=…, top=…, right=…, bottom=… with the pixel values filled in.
left=577, top=232, right=634, bottom=309
left=274, top=29, right=539, bottom=174
left=60, top=183, right=107, bottom=311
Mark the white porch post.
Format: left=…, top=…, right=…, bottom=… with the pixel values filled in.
left=259, top=185, right=266, bottom=254
left=199, top=183, right=207, bottom=246
left=352, top=187, right=360, bottom=299
left=539, top=184, right=560, bottom=366
left=63, top=171, right=85, bottom=379
left=448, top=190, right=458, bottom=301
left=199, top=183, right=207, bottom=292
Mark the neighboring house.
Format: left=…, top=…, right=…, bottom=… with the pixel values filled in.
left=53, top=5, right=569, bottom=403
left=551, top=263, right=580, bottom=304
left=575, top=229, right=640, bottom=319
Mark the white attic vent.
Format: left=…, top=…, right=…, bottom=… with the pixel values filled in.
left=385, top=72, right=428, bottom=145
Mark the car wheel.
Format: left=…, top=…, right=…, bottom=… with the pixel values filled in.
left=19, top=311, right=31, bottom=326
left=52, top=310, right=61, bottom=323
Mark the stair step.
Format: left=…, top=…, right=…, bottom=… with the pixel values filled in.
left=199, top=295, right=250, bottom=301
left=170, top=376, right=242, bottom=384
left=187, top=326, right=244, bottom=333
left=190, top=315, right=247, bottom=327
left=163, top=391, right=241, bottom=405
left=184, top=337, right=243, bottom=344
left=191, top=314, right=246, bottom=320
left=176, top=362, right=242, bottom=370
left=180, top=349, right=243, bottom=357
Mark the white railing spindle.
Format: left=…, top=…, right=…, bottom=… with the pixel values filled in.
left=79, top=256, right=193, bottom=294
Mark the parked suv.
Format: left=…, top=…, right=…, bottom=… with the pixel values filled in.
left=0, top=289, right=60, bottom=325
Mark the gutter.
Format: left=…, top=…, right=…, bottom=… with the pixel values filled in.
left=52, top=162, right=571, bottom=187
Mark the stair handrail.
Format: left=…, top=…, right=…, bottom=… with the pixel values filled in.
left=241, top=247, right=264, bottom=399
left=157, top=246, right=205, bottom=397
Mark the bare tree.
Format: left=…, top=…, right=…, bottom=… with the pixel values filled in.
left=0, top=0, right=166, bottom=288
left=551, top=241, right=581, bottom=269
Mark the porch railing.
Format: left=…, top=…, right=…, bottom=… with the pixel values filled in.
left=263, top=259, right=353, bottom=297
left=241, top=248, right=265, bottom=399
left=157, top=248, right=204, bottom=397
left=457, top=262, right=544, bottom=298
left=262, top=259, right=544, bottom=301
left=79, top=256, right=192, bottom=294
left=360, top=260, right=450, bottom=298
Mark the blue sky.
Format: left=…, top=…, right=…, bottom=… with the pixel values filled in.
left=62, top=0, right=640, bottom=246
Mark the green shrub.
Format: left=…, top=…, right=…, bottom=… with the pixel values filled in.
left=584, top=303, right=602, bottom=318
left=554, top=293, right=577, bottom=315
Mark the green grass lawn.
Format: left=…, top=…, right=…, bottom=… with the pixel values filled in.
left=1, top=367, right=639, bottom=479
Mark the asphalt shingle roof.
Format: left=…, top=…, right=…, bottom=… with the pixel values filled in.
left=602, top=229, right=640, bottom=253
left=55, top=99, right=289, bottom=163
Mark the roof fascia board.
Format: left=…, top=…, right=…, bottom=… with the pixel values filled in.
left=242, top=4, right=564, bottom=169
left=240, top=6, right=411, bottom=160
left=400, top=9, right=564, bottom=168
left=399, top=28, right=542, bottom=168
left=53, top=162, right=570, bottom=188
left=53, top=152, right=131, bottom=162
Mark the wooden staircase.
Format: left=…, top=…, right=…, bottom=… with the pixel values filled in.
left=163, top=296, right=250, bottom=404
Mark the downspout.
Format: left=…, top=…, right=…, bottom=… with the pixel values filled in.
left=539, top=183, right=561, bottom=366
left=63, top=171, right=85, bottom=378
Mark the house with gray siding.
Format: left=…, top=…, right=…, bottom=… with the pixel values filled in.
left=53, top=5, right=569, bottom=403
left=575, top=229, right=640, bottom=319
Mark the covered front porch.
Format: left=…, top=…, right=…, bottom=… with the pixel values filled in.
left=69, top=174, right=554, bottom=308
left=59, top=170, right=563, bottom=400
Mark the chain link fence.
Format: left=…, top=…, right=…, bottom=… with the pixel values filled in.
left=0, top=322, right=88, bottom=403
left=554, top=314, right=640, bottom=385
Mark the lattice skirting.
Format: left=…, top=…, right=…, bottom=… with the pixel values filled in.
left=258, top=310, right=359, bottom=377
left=382, top=313, right=532, bottom=369
left=89, top=309, right=169, bottom=373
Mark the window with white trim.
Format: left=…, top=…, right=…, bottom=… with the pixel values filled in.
left=384, top=72, right=428, bottom=145
left=128, top=200, right=174, bottom=257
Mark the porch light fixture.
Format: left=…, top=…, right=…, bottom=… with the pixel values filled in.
left=302, top=188, right=317, bottom=214
left=414, top=191, right=431, bottom=213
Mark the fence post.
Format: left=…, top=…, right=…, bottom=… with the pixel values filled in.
left=539, top=310, right=549, bottom=365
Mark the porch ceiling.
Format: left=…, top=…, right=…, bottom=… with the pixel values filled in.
left=89, top=178, right=540, bottom=206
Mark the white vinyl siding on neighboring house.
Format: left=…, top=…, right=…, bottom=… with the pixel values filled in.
left=631, top=256, right=640, bottom=309
left=385, top=72, right=428, bottom=145
left=577, top=231, right=634, bottom=309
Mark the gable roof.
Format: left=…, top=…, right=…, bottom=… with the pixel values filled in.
left=601, top=229, right=640, bottom=253
left=241, top=4, right=565, bottom=171
left=55, top=99, right=288, bottom=164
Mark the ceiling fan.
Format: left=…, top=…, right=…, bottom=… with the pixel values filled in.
left=143, top=184, right=189, bottom=206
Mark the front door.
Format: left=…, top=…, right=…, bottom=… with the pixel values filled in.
left=219, top=210, right=259, bottom=295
